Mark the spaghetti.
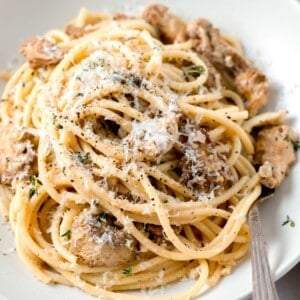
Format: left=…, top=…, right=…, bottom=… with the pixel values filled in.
left=0, top=5, right=297, bottom=300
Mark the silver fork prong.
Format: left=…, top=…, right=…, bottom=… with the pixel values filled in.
left=249, top=203, right=279, bottom=300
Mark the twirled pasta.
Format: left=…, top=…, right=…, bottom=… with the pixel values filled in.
left=0, top=6, right=296, bottom=300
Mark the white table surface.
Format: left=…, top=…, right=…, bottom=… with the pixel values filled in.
left=244, top=263, right=300, bottom=299
left=276, top=263, right=300, bottom=300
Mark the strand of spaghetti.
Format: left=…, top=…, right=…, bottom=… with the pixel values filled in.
left=106, top=176, right=249, bottom=215
left=182, top=92, right=223, bottom=104
left=143, top=165, right=196, bottom=199
left=108, top=262, right=189, bottom=288
left=45, top=30, right=71, bottom=42
left=179, top=102, right=254, bottom=154
left=15, top=215, right=52, bottom=284
left=227, top=136, right=242, bottom=166
left=207, top=264, right=223, bottom=287
left=162, top=49, right=208, bottom=91
left=194, top=222, right=216, bottom=242
left=112, top=262, right=197, bottom=291
left=49, top=28, right=159, bottom=81
left=0, top=63, right=28, bottom=105
left=202, top=219, right=249, bottom=243
left=50, top=208, right=78, bottom=263
left=243, top=110, right=286, bottom=132
left=80, top=259, right=179, bottom=286
left=49, top=138, right=195, bottom=260
left=97, top=99, right=147, bottom=121
left=71, top=106, right=132, bottom=131
left=184, top=224, right=202, bottom=246
left=126, top=208, right=231, bottom=225
left=210, top=241, right=249, bottom=263
left=139, top=169, right=260, bottom=258
left=222, top=89, right=245, bottom=111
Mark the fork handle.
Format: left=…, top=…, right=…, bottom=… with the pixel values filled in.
left=249, top=204, right=279, bottom=300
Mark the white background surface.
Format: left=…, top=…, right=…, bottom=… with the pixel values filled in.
left=277, top=264, right=300, bottom=300
left=1, top=0, right=300, bottom=299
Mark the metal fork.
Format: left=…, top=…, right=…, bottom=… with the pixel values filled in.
left=248, top=193, right=280, bottom=300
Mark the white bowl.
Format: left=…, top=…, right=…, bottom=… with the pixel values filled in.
left=1, top=0, right=300, bottom=299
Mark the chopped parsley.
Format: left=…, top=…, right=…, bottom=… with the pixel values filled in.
left=28, top=174, right=43, bottom=199
left=52, top=113, right=63, bottom=129
left=52, top=113, right=57, bottom=125
left=184, top=65, right=205, bottom=78
left=282, top=215, right=295, bottom=227
left=122, top=266, right=133, bottom=276
left=28, top=188, right=36, bottom=199
left=96, top=212, right=107, bottom=223
left=73, top=152, right=90, bottom=164
left=61, top=230, right=71, bottom=239
left=89, top=58, right=105, bottom=69
left=98, top=58, right=105, bottom=67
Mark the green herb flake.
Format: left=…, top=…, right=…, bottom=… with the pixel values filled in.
left=89, top=58, right=105, bottom=69
left=184, top=65, right=205, bottom=78
left=122, top=266, right=132, bottom=276
left=96, top=212, right=107, bottom=223
left=73, top=152, right=90, bottom=164
left=52, top=113, right=57, bottom=125
left=282, top=215, right=295, bottom=227
left=98, top=58, right=105, bottom=67
left=61, top=230, right=71, bottom=239
left=28, top=174, right=43, bottom=199
left=28, top=188, right=36, bottom=199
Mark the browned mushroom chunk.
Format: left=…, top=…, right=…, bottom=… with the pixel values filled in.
left=65, top=24, right=99, bottom=39
left=147, top=224, right=181, bottom=247
left=70, top=211, right=137, bottom=267
left=142, top=4, right=187, bottom=43
left=235, top=69, right=269, bottom=117
left=112, top=13, right=133, bottom=21
left=20, top=36, right=65, bottom=68
left=0, top=123, right=36, bottom=186
left=255, top=125, right=297, bottom=189
left=179, top=126, right=228, bottom=196
left=200, top=55, right=224, bottom=91
left=65, top=24, right=88, bottom=39
left=186, top=18, right=269, bottom=116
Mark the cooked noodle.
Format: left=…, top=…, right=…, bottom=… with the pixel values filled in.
left=1, top=6, right=293, bottom=300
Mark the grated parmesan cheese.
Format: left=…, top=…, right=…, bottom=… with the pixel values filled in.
left=122, top=114, right=177, bottom=162
left=94, top=231, right=113, bottom=246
